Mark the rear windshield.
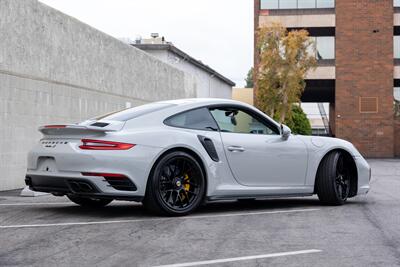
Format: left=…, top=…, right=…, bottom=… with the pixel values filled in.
left=95, top=103, right=175, bottom=122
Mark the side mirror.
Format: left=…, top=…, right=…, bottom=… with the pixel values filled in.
left=280, top=124, right=291, bottom=140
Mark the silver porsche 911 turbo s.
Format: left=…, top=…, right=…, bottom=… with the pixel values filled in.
left=25, top=98, right=371, bottom=215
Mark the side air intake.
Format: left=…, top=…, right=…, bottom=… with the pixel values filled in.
left=197, top=135, right=219, bottom=162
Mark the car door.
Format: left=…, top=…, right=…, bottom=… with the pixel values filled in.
left=209, top=106, right=308, bottom=187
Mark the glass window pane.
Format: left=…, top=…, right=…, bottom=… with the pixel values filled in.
left=298, top=0, right=316, bottom=8
left=394, top=36, right=400, bottom=59
left=316, top=0, right=335, bottom=8
left=316, top=37, right=335, bottom=59
left=279, top=0, right=297, bottom=9
left=307, top=36, right=317, bottom=57
left=210, top=108, right=278, bottom=135
left=395, top=0, right=400, bottom=7
left=394, top=87, right=400, bottom=101
left=165, top=108, right=218, bottom=131
left=260, top=0, right=279, bottom=9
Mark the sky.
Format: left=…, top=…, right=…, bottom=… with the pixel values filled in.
left=39, top=0, right=254, bottom=87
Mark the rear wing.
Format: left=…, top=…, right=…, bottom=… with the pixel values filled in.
left=39, top=121, right=125, bottom=136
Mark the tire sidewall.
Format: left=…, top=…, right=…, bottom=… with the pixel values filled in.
left=149, top=151, right=206, bottom=215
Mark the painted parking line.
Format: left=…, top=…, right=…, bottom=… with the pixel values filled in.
left=0, top=208, right=320, bottom=229
left=153, top=249, right=322, bottom=267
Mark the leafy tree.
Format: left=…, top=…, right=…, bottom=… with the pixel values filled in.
left=245, top=67, right=254, bottom=88
left=255, top=23, right=316, bottom=123
left=283, top=105, right=312, bottom=135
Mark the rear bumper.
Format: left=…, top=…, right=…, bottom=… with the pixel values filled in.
left=25, top=175, right=143, bottom=202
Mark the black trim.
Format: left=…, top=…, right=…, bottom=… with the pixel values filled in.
left=302, top=79, right=335, bottom=103
left=25, top=175, right=143, bottom=201
left=394, top=26, right=400, bottom=36
left=394, top=79, right=400, bottom=87
left=287, top=27, right=335, bottom=36
left=197, top=135, right=219, bottom=162
left=207, top=193, right=313, bottom=201
left=90, top=122, right=109, bottom=127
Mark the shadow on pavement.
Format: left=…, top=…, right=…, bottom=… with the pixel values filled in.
left=28, top=196, right=368, bottom=219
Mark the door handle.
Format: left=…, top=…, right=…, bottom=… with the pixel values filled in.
left=227, top=146, right=245, bottom=152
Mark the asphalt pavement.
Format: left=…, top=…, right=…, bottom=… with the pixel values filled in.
left=0, top=159, right=399, bottom=267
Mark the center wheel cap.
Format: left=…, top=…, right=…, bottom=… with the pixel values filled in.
left=176, top=180, right=182, bottom=187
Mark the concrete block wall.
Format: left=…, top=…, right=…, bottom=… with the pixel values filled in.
left=0, top=0, right=196, bottom=190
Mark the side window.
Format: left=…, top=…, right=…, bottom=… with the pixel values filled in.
left=164, top=108, right=218, bottom=131
left=209, top=107, right=279, bottom=135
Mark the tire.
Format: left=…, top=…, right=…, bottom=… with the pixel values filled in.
left=316, top=151, right=351, bottom=205
left=67, top=195, right=113, bottom=207
left=143, top=151, right=206, bottom=216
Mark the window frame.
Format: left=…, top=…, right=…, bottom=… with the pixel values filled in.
left=208, top=104, right=281, bottom=135
left=163, top=104, right=281, bottom=135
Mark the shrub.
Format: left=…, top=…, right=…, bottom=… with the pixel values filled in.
left=284, top=105, right=312, bottom=135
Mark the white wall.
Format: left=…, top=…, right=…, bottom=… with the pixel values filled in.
left=144, top=49, right=233, bottom=99
left=0, top=0, right=197, bottom=190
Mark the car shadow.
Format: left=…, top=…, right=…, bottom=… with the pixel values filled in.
left=30, top=196, right=362, bottom=220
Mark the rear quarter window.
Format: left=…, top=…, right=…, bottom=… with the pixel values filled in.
left=164, top=108, right=218, bottom=131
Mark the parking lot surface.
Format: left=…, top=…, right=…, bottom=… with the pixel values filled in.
left=0, top=159, right=399, bottom=267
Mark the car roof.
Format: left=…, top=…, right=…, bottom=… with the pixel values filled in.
left=158, top=98, right=247, bottom=107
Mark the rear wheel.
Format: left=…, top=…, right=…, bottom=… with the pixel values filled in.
left=67, top=195, right=113, bottom=207
left=143, top=151, right=205, bottom=216
left=316, top=151, right=351, bottom=205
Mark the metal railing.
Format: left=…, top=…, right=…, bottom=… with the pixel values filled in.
left=317, top=103, right=331, bottom=136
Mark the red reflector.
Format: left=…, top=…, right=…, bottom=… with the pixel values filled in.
left=44, top=125, right=67, bottom=128
left=79, top=139, right=135, bottom=150
left=81, top=172, right=127, bottom=179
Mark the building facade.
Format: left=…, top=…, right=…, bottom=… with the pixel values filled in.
left=132, top=38, right=235, bottom=99
left=0, top=0, right=197, bottom=191
left=254, top=0, right=400, bottom=157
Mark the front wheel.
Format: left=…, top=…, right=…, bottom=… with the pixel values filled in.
left=316, top=151, right=351, bottom=205
left=67, top=195, right=113, bottom=207
left=143, top=151, right=206, bottom=216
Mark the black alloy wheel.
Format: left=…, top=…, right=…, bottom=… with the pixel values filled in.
left=144, top=151, right=205, bottom=216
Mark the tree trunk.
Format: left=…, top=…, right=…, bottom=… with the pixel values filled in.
left=280, top=85, right=288, bottom=123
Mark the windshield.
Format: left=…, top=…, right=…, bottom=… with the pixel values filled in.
left=95, top=102, right=176, bottom=122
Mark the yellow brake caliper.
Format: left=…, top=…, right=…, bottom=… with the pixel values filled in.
left=182, top=174, right=190, bottom=201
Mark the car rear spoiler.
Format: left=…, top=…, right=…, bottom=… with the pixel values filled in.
left=39, top=121, right=125, bottom=136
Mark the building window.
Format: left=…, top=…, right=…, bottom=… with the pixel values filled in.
left=395, top=0, right=400, bottom=7
left=395, top=87, right=400, bottom=101
left=395, top=36, right=400, bottom=59
left=316, top=36, right=335, bottom=59
left=298, top=0, right=316, bottom=8
left=260, top=0, right=335, bottom=10
left=308, top=37, right=335, bottom=60
left=261, top=0, right=279, bottom=9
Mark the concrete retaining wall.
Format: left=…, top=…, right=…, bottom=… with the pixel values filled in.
left=0, top=0, right=196, bottom=190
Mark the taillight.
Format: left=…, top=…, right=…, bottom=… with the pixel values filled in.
left=79, top=139, right=135, bottom=150
left=81, top=172, right=127, bottom=178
